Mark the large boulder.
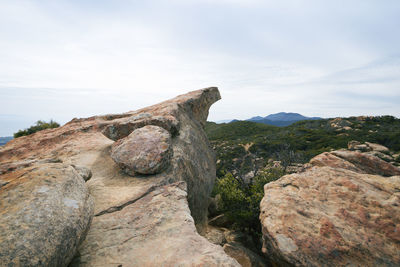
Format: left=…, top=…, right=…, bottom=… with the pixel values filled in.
left=110, top=125, right=172, bottom=175
left=260, top=149, right=400, bottom=266
left=0, top=163, right=93, bottom=267
left=0, top=87, right=239, bottom=266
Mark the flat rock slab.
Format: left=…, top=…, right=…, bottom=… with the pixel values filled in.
left=260, top=166, right=400, bottom=266
left=71, top=182, right=239, bottom=267
left=0, top=163, right=93, bottom=267
left=111, top=125, right=172, bottom=175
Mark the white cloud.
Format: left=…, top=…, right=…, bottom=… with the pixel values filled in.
left=0, top=0, right=399, bottom=135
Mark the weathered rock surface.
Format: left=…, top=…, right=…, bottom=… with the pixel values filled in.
left=71, top=182, right=238, bottom=266
left=260, top=148, right=400, bottom=266
left=0, top=87, right=239, bottom=266
left=310, top=150, right=400, bottom=176
left=110, top=125, right=171, bottom=175
left=0, top=163, right=93, bottom=267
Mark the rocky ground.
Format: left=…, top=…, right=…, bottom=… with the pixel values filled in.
left=2, top=87, right=400, bottom=267
left=0, top=88, right=240, bottom=266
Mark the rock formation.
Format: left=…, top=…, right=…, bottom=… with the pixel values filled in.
left=260, top=145, right=400, bottom=266
left=0, top=87, right=240, bottom=266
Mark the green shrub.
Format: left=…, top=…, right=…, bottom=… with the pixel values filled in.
left=213, top=168, right=285, bottom=233
left=14, top=120, right=60, bottom=138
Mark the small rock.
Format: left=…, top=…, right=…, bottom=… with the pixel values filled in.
left=365, top=142, right=390, bottom=153
left=354, top=144, right=371, bottom=152
left=243, top=171, right=255, bottom=184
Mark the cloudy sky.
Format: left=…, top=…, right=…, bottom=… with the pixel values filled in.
left=1, top=0, right=400, bottom=136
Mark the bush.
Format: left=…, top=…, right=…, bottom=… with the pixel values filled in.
left=14, top=120, right=60, bottom=138
left=212, top=168, right=285, bottom=233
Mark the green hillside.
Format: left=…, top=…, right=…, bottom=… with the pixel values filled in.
left=206, top=116, right=400, bottom=178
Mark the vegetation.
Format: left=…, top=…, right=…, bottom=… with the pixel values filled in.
left=212, top=167, right=285, bottom=234
left=14, top=120, right=60, bottom=138
left=206, top=115, right=400, bottom=242
left=206, top=116, right=400, bottom=178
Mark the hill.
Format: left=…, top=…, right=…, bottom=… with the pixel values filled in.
left=247, top=112, right=322, bottom=126
left=216, top=112, right=322, bottom=127
left=206, top=116, right=400, bottom=179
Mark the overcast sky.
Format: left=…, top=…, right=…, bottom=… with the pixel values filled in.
left=1, top=0, right=400, bottom=136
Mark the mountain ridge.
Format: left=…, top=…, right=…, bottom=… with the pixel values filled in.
left=217, top=112, right=322, bottom=127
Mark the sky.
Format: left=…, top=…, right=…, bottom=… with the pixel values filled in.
left=1, top=0, right=400, bottom=136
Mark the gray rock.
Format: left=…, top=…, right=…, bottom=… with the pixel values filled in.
left=0, top=164, right=93, bottom=267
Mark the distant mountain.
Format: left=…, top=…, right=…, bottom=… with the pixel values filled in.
left=248, top=116, right=263, bottom=121
left=264, top=112, right=321, bottom=122
left=216, top=112, right=322, bottom=126
left=0, top=136, right=13, bottom=146
left=247, top=112, right=322, bottom=126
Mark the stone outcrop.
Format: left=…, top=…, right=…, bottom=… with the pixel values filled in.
left=260, top=147, right=400, bottom=266
left=0, top=87, right=240, bottom=266
left=329, top=118, right=353, bottom=131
